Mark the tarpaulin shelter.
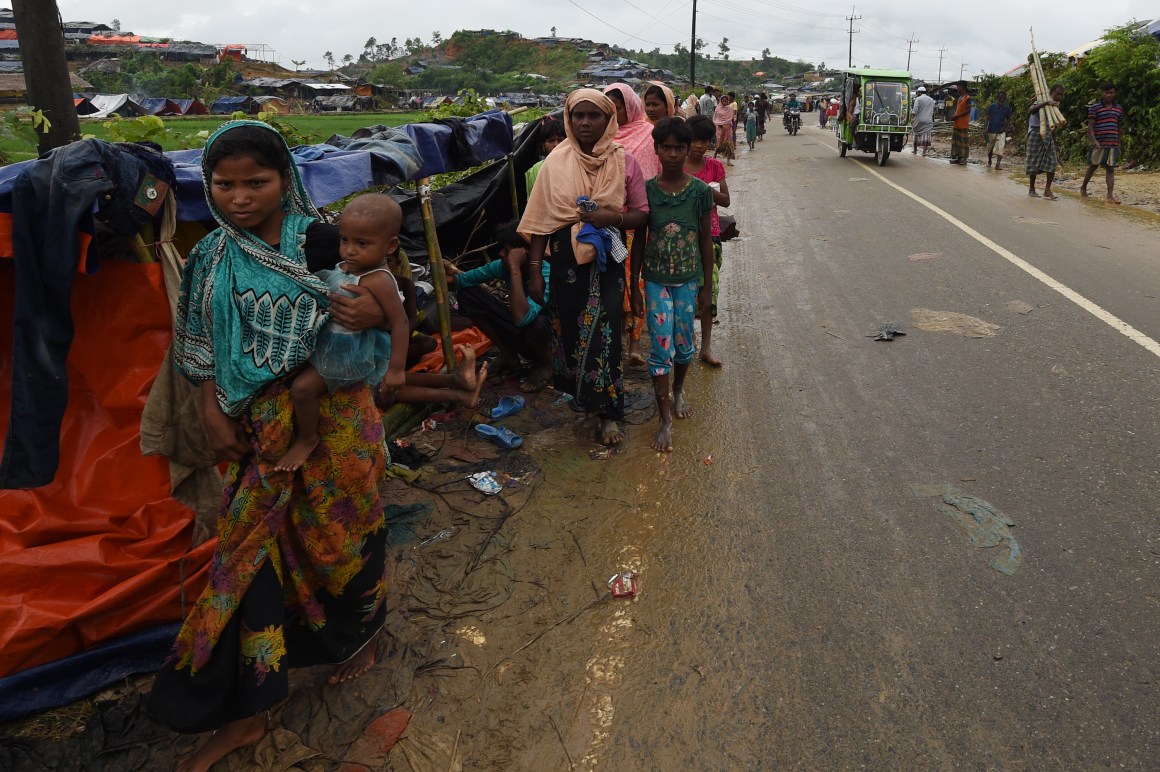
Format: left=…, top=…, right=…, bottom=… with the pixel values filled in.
left=254, top=95, right=291, bottom=113
left=0, top=109, right=535, bottom=722
left=311, top=94, right=374, bottom=112
left=170, top=98, right=208, bottom=116
left=209, top=95, right=257, bottom=115
left=138, top=97, right=183, bottom=116
left=73, top=96, right=97, bottom=116
left=83, top=94, right=147, bottom=119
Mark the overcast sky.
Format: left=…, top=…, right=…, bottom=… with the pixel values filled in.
left=57, top=1, right=1156, bottom=83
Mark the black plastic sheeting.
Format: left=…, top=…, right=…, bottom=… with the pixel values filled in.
left=395, top=110, right=557, bottom=267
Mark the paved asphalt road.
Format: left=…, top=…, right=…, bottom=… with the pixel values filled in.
left=451, top=126, right=1160, bottom=771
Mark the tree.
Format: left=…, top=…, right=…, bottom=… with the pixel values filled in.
left=11, top=0, right=80, bottom=152
left=432, top=31, right=443, bottom=46
left=111, top=18, right=120, bottom=32
left=718, top=37, right=730, bottom=61
left=551, top=26, right=557, bottom=37
left=291, top=59, right=305, bottom=71
left=324, top=50, right=335, bottom=70
left=761, top=47, right=771, bottom=61
left=342, top=53, right=353, bottom=66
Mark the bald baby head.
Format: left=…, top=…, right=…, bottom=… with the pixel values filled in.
left=342, top=192, right=403, bottom=239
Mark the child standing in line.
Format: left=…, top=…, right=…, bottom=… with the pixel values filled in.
left=631, top=118, right=714, bottom=453
left=278, top=193, right=411, bottom=471
left=525, top=116, right=567, bottom=196
left=685, top=115, right=730, bottom=367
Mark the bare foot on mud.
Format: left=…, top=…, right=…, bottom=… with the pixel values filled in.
left=1079, top=188, right=1090, bottom=198
left=673, top=391, right=693, bottom=419
left=651, top=423, right=673, bottom=452
left=627, top=340, right=646, bottom=367
left=1028, top=190, right=1040, bottom=197
left=177, top=715, right=265, bottom=772
left=598, top=418, right=624, bottom=446
left=699, top=348, right=723, bottom=367
left=276, top=436, right=318, bottom=472
left=519, top=363, right=552, bottom=393
left=329, top=634, right=379, bottom=684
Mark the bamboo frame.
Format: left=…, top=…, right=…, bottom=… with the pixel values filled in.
left=418, top=177, right=457, bottom=372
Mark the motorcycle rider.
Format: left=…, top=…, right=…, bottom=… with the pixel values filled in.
left=783, top=92, right=802, bottom=132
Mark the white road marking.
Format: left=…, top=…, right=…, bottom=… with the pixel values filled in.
left=846, top=156, right=1160, bottom=359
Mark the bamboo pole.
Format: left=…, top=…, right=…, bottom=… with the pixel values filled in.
left=418, top=177, right=457, bottom=373
left=506, top=153, right=520, bottom=219
left=1030, top=28, right=1066, bottom=136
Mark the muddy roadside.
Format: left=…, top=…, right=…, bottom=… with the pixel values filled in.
left=0, top=363, right=665, bottom=771
left=923, top=130, right=1160, bottom=215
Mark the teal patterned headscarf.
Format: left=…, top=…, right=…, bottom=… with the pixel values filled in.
left=174, top=120, right=331, bottom=417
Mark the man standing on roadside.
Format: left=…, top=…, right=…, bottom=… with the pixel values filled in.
left=699, top=85, right=717, bottom=119
left=1080, top=82, right=1125, bottom=204
left=911, top=85, right=935, bottom=156
left=984, top=91, right=1013, bottom=169
left=949, top=81, right=973, bottom=165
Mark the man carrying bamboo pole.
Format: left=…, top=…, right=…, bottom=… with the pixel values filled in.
left=1026, top=83, right=1064, bottom=199
left=1080, top=82, right=1125, bottom=205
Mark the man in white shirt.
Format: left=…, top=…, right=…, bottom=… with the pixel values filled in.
left=911, top=85, right=936, bottom=157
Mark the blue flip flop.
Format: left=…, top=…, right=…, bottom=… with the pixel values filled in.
left=489, top=394, right=526, bottom=420
left=475, top=423, right=523, bottom=449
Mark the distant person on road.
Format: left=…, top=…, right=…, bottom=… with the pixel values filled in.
left=713, top=92, right=736, bottom=165
left=949, top=82, right=973, bottom=165
left=1080, top=82, right=1125, bottom=204
left=699, top=85, right=717, bottom=119
left=631, top=118, right=715, bottom=453
left=984, top=91, right=1013, bottom=169
left=745, top=99, right=758, bottom=148
left=818, top=96, right=828, bottom=127
left=756, top=93, right=770, bottom=140
left=911, top=85, right=935, bottom=157
left=1026, top=83, right=1064, bottom=199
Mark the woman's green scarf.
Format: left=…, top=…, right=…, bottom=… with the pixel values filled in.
left=174, top=120, right=331, bottom=417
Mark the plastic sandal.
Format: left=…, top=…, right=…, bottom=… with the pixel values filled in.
left=489, top=394, right=525, bottom=420
left=475, top=423, right=523, bottom=449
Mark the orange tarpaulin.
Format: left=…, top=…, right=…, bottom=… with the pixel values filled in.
left=0, top=259, right=214, bottom=678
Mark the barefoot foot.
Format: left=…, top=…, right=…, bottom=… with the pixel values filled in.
left=176, top=715, right=266, bottom=772
left=453, top=362, right=489, bottom=409
left=329, top=633, right=379, bottom=684
left=1079, top=188, right=1090, bottom=198
left=1028, top=190, right=1040, bottom=197
left=650, top=423, right=673, bottom=452
left=627, top=341, right=646, bottom=367
left=673, top=391, right=693, bottom=419
left=519, top=363, right=551, bottom=393
left=598, top=418, right=624, bottom=446
left=451, top=345, right=478, bottom=391
left=699, top=348, right=723, bottom=367
left=276, top=436, right=319, bottom=471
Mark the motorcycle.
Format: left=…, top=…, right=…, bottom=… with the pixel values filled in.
left=783, top=108, right=801, bottom=135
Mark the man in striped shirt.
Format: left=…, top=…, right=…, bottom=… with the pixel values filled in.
left=1080, top=82, right=1125, bottom=204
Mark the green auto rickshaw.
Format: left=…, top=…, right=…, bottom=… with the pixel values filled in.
left=835, top=68, right=911, bottom=166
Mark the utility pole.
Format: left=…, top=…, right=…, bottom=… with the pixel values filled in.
left=690, top=0, right=698, bottom=87
left=937, top=46, right=947, bottom=83
left=959, top=61, right=968, bottom=80
left=11, top=0, right=80, bottom=153
left=906, top=34, right=919, bottom=71
left=846, top=7, right=861, bottom=67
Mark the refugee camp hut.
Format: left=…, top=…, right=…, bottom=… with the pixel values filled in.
left=171, top=98, right=208, bottom=116
left=0, top=72, right=92, bottom=105
left=311, top=94, right=374, bottom=112
left=163, top=42, right=219, bottom=65
left=209, top=95, right=257, bottom=115
left=300, top=82, right=351, bottom=100
left=139, top=98, right=183, bottom=116
left=253, top=95, right=291, bottom=114
left=84, top=94, right=147, bottom=118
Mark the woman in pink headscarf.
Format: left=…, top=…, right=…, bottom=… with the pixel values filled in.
left=713, top=92, right=736, bottom=166
left=603, top=82, right=658, bottom=365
